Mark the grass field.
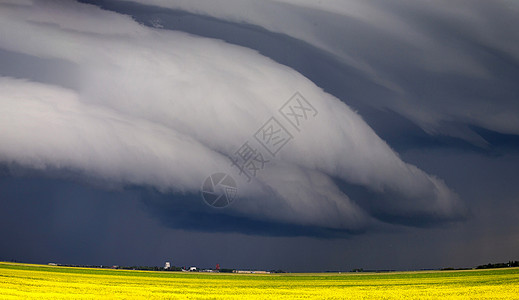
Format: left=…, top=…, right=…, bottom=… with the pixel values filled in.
left=1, top=262, right=518, bottom=299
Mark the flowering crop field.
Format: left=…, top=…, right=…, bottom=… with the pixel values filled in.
left=1, top=262, right=518, bottom=299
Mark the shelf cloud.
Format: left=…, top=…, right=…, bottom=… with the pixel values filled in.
left=119, top=0, right=519, bottom=145
left=0, top=0, right=467, bottom=234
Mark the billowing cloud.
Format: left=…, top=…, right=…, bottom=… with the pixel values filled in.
left=119, top=0, right=519, bottom=144
left=0, top=0, right=465, bottom=234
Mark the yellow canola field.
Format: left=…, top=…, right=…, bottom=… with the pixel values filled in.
left=1, top=262, right=518, bottom=299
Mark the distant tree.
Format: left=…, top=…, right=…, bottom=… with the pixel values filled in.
left=219, top=268, right=234, bottom=273
left=476, top=261, right=518, bottom=269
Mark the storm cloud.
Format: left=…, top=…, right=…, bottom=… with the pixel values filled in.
left=0, top=0, right=467, bottom=233
left=119, top=0, right=519, bottom=144
left=1, top=0, right=518, bottom=271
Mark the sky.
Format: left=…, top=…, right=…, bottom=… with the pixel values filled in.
left=0, top=0, right=518, bottom=272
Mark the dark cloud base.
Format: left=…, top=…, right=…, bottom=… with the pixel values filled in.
left=333, top=177, right=468, bottom=228
left=2, top=155, right=518, bottom=271
left=0, top=168, right=364, bottom=241
left=141, top=191, right=366, bottom=238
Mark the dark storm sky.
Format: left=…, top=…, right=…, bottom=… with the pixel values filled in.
left=0, top=0, right=518, bottom=272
